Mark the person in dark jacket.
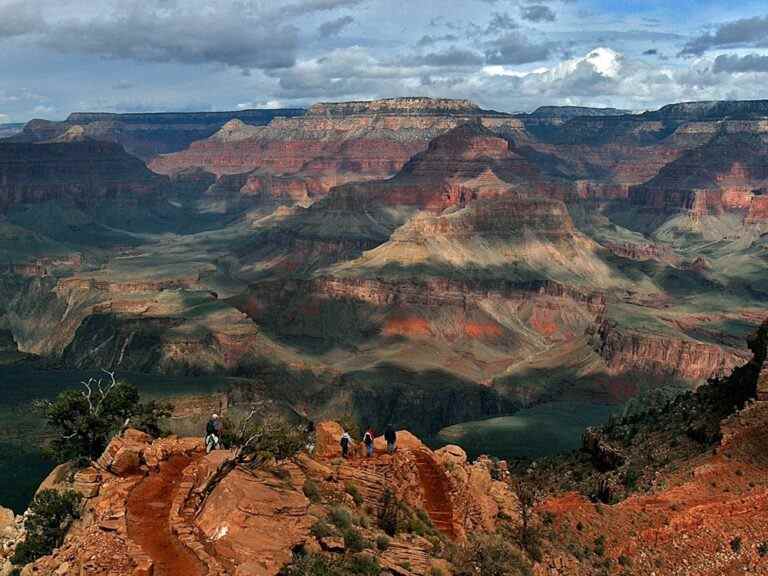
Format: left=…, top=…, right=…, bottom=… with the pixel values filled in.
left=340, top=431, right=351, bottom=458
left=205, top=413, right=223, bottom=453
left=384, top=426, right=397, bottom=454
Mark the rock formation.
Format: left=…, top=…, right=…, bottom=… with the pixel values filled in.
left=12, top=423, right=520, bottom=576
left=0, top=141, right=168, bottom=213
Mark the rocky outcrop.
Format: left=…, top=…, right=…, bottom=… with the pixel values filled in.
left=629, top=131, right=768, bottom=216
left=0, top=141, right=168, bottom=213
left=593, top=319, right=746, bottom=381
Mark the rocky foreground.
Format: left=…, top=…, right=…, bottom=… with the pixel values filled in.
left=3, top=382, right=768, bottom=576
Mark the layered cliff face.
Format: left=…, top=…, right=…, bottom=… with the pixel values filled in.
left=629, top=130, right=768, bottom=219
left=6, top=108, right=304, bottom=160
left=0, top=141, right=168, bottom=212
left=147, top=98, right=528, bottom=214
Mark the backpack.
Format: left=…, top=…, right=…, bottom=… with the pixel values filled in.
left=340, top=435, right=350, bottom=448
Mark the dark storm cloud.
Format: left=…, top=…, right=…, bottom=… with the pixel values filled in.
left=712, top=53, right=768, bottom=73
left=681, top=15, right=768, bottom=55
left=0, top=1, right=45, bottom=38
left=485, top=32, right=553, bottom=64
left=319, top=15, right=354, bottom=36
left=520, top=5, right=556, bottom=23
left=0, top=0, right=367, bottom=71
left=643, top=49, right=658, bottom=55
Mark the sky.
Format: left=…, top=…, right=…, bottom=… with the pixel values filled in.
left=1, top=0, right=768, bottom=122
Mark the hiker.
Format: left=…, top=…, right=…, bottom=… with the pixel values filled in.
left=305, top=420, right=316, bottom=455
left=363, top=428, right=374, bottom=458
left=205, top=413, right=223, bottom=454
left=384, top=426, right=397, bottom=454
left=340, top=431, right=352, bottom=458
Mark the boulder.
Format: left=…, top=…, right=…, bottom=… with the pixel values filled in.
left=435, top=444, right=467, bottom=466
left=314, top=421, right=344, bottom=459
left=110, top=446, right=142, bottom=476
left=35, top=462, right=75, bottom=494
left=195, top=464, right=313, bottom=576
left=73, top=467, right=102, bottom=498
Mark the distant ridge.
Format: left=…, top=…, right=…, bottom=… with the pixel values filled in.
left=66, top=108, right=305, bottom=125
left=529, top=106, right=631, bottom=118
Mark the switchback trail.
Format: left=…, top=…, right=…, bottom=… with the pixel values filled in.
left=126, top=454, right=206, bottom=576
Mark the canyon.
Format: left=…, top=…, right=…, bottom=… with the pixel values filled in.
left=1, top=96, right=768, bottom=521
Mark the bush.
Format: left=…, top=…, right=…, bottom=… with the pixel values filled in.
left=303, top=479, right=322, bottom=503
left=41, top=375, right=172, bottom=461
left=11, top=490, right=82, bottom=565
left=345, top=482, right=364, bottom=506
left=731, top=536, right=742, bottom=554
left=343, top=528, right=369, bottom=553
left=280, top=552, right=380, bottom=576
left=310, top=520, right=334, bottom=539
left=376, top=535, right=391, bottom=551
left=452, top=535, right=533, bottom=576
left=757, top=542, right=768, bottom=557
left=594, top=535, right=606, bottom=557
left=329, top=506, right=353, bottom=531
left=378, top=489, right=400, bottom=536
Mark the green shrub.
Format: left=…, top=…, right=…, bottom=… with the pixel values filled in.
left=279, top=552, right=380, bottom=576
left=452, top=535, right=533, bottom=576
left=757, top=542, right=768, bottom=557
left=624, top=468, right=639, bottom=491
left=11, top=490, right=82, bottom=565
left=310, top=520, right=334, bottom=539
left=731, top=536, right=742, bottom=554
left=378, top=489, right=400, bottom=536
left=303, top=479, right=322, bottom=503
left=345, top=482, right=364, bottom=506
left=376, top=535, right=391, bottom=551
left=594, top=535, right=606, bottom=557
left=343, top=528, right=369, bottom=553
left=329, top=506, right=353, bottom=531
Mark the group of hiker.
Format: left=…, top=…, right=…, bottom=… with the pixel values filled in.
left=340, top=426, right=397, bottom=459
left=204, top=413, right=397, bottom=459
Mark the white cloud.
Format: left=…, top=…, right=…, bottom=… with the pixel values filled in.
left=0, top=113, right=10, bottom=123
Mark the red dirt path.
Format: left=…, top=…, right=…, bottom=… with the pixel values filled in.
left=413, top=450, right=457, bottom=539
left=126, top=454, right=206, bottom=576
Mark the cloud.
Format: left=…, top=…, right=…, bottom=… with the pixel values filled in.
left=417, top=47, right=485, bottom=67
left=0, top=1, right=368, bottom=71
left=681, top=15, right=768, bottom=56
left=319, top=15, right=354, bottom=36
left=485, top=32, right=553, bottom=64
left=486, top=12, right=519, bottom=34
left=520, top=5, right=556, bottom=23
left=712, top=53, right=768, bottom=73
left=0, top=1, right=45, bottom=38
left=417, top=33, right=459, bottom=47
left=642, top=49, right=658, bottom=56
left=0, top=113, right=10, bottom=123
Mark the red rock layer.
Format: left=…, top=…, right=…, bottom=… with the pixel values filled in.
left=594, top=319, right=747, bottom=381
left=0, top=141, right=167, bottom=212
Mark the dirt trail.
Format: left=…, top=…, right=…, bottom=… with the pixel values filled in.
left=126, top=454, right=206, bottom=576
left=413, top=449, right=456, bottom=539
